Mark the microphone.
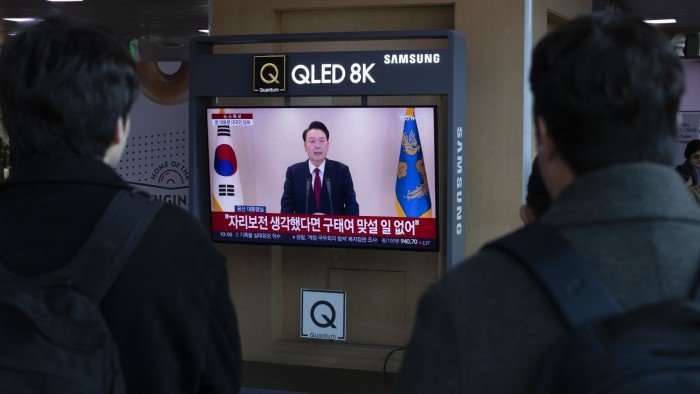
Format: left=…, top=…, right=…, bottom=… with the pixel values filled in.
left=325, top=178, right=333, bottom=215
left=305, top=174, right=312, bottom=214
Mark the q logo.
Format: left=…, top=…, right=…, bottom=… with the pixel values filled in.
left=310, top=301, right=336, bottom=329
left=253, top=55, right=286, bottom=93
left=260, top=63, right=279, bottom=84
left=300, top=289, right=346, bottom=341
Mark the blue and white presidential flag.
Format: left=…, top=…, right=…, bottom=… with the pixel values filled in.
left=395, top=107, right=432, bottom=218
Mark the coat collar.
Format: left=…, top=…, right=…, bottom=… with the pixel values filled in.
left=5, top=154, right=126, bottom=188
left=541, top=162, right=700, bottom=225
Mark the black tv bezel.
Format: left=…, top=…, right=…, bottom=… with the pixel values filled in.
left=204, top=104, right=440, bottom=252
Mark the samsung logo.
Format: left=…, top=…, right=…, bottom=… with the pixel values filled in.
left=383, top=53, right=441, bottom=64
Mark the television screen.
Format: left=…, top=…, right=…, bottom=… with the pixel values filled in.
left=206, top=106, right=438, bottom=251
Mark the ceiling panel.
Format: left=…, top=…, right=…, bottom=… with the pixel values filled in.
left=0, top=0, right=209, bottom=47
left=593, top=0, right=700, bottom=32
left=0, top=1, right=699, bottom=50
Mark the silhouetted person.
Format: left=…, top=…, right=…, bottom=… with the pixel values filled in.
left=0, top=16, right=241, bottom=393
left=396, top=12, right=698, bottom=393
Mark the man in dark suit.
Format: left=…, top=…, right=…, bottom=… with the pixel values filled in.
left=281, top=121, right=359, bottom=215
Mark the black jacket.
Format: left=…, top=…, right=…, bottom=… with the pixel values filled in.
left=0, top=154, right=241, bottom=393
left=675, top=159, right=698, bottom=185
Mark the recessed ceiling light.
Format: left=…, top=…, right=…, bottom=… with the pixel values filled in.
left=3, top=18, right=39, bottom=23
left=644, top=19, right=677, bottom=24
left=199, top=29, right=210, bottom=34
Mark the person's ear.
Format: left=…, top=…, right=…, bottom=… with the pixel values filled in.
left=107, top=117, right=129, bottom=145
left=103, top=117, right=130, bottom=166
left=536, top=116, right=554, bottom=160
left=110, top=123, right=122, bottom=145
left=520, top=204, right=537, bottom=225
left=115, top=117, right=130, bottom=142
left=534, top=116, right=575, bottom=199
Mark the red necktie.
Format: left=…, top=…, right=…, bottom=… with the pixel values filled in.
left=313, top=168, right=321, bottom=209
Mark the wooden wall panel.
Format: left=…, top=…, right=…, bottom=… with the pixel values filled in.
left=328, top=268, right=407, bottom=346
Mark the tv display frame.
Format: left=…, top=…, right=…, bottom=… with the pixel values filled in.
left=206, top=106, right=439, bottom=251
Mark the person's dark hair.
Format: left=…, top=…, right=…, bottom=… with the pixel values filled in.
left=303, top=121, right=329, bottom=141
left=526, top=156, right=551, bottom=219
left=685, top=139, right=700, bottom=159
left=0, top=15, right=140, bottom=160
left=529, top=12, right=684, bottom=174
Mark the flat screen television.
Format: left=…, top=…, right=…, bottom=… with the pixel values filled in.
left=206, top=106, right=438, bottom=251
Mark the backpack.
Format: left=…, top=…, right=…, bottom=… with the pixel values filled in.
left=484, top=222, right=700, bottom=394
left=0, top=189, right=162, bottom=393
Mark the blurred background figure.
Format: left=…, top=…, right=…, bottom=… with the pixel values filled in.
left=675, top=139, right=700, bottom=185
left=675, top=139, right=700, bottom=202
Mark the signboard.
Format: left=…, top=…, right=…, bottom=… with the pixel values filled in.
left=117, top=61, right=190, bottom=209
left=300, top=289, right=346, bottom=341
left=189, top=29, right=467, bottom=268
left=192, top=50, right=449, bottom=97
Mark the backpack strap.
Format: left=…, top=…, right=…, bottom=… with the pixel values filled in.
left=0, top=189, right=161, bottom=351
left=690, top=265, right=700, bottom=300
left=482, top=222, right=622, bottom=328
left=65, top=189, right=162, bottom=301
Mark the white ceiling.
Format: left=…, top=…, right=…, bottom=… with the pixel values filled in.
left=593, top=0, right=700, bottom=32
left=0, top=0, right=697, bottom=48
left=0, top=0, right=209, bottom=47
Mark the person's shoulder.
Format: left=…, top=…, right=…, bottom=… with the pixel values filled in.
left=437, top=243, right=537, bottom=298
left=676, top=160, right=693, bottom=170
left=443, top=247, right=512, bottom=277
left=154, top=203, right=212, bottom=239
left=288, top=161, right=308, bottom=171
left=326, top=159, right=350, bottom=171
left=409, top=246, right=536, bottom=334
left=136, top=197, right=224, bottom=261
left=126, top=190, right=192, bottom=224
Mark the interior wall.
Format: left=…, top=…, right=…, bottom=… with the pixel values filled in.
left=681, top=59, right=700, bottom=112
left=547, top=0, right=591, bottom=21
